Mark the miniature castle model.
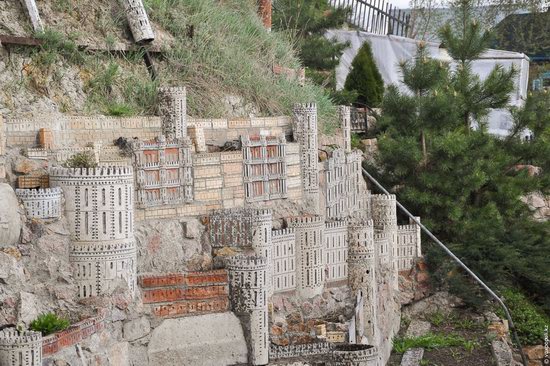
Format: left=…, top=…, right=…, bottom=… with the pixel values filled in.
left=132, top=135, right=194, bottom=207
left=158, top=86, right=187, bottom=140
left=50, top=166, right=137, bottom=298
left=0, top=329, right=42, bottom=366
left=330, top=344, right=378, bottom=366
left=241, top=134, right=288, bottom=202
left=121, top=0, right=155, bottom=43
left=293, top=103, right=320, bottom=213
left=15, top=187, right=62, bottom=219
left=227, top=255, right=269, bottom=366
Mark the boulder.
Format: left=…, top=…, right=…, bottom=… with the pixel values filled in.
left=148, top=313, right=247, bottom=366
left=0, top=183, right=21, bottom=247
left=123, top=317, right=151, bottom=342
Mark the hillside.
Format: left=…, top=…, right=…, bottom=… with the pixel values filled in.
left=0, top=0, right=338, bottom=130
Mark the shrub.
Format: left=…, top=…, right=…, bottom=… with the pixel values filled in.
left=497, top=288, right=550, bottom=346
left=30, top=313, right=70, bottom=336
left=344, top=42, right=384, bottom=107
left=63, top=151, right=98, bottom=168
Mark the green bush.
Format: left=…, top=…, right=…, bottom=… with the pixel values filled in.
left=30, top=313, right=70, bottom=336
left=344, top=42, right=384, bottom=107
left=63, top=151, right=98, bottom=168
left=497, top=288, right=550, bottom=346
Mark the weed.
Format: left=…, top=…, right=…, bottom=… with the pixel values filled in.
left=351, top=133, right=363, bottom=150
left=30, top=313, right=70, bottom=336
left=63, top=151, right=97, bottom=168
left=34, top=29, right=84, bottom=65
left=105, top=103, right=136, bottom=116
left=426, top=311, right=446, bottom=327
left=463, top=339, right=478, bottom=352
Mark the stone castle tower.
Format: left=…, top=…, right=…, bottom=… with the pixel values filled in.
left=348, top=219, right=379, bottom=346
left=50, top=166, right=137, bottom=298
left=250, top=209, right=273, bottom=296
left=158, top=86, right=187, bottom=140
left=120, top=0, right=155, bottom=43
left=0, top=329, right=42, bottom=366
left=339, top=105, right=351, bottom=153
left=287, top=215, right=325, bottom=298
left=227, top=255, right=269, bottom=366
left=371, top=194, right=398, bottom=290
left=15, top=187, right=62, bottom=219
left=293, top=103, right=319, bottom=213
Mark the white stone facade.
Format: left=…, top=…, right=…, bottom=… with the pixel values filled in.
left=324, top=221, right=348, bottom=283
left=50, top=166, right=137, bottom=298
left=15, top=187, right=62, bottom=219
left=121, top=0, right=155, bottom=43
left=0, top=329, right=42, bottom=366
left=287, top=215, right=325, bottom=298
left=340, top=106, right=352, bottom=153
left=227, top=255, right=269, bottom=366
left=242, top=134, right=288, bottom=202
left=272, top=228, right=296, bottom=293
left=395, top=217, right=422, bottom=271
left=158, top=87, right=187, bottom=140
left=325, top=149, right=366, bottom=220
left=251, top=209, right=273, bottom=296
left=371, top=194, right=398, bottom=289
left=293, top=103, right=319, bottom=212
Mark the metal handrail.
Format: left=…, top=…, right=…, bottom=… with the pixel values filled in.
left=361, top=166, right=528, bottom=366
left=329, top=0, right=410, bottom=37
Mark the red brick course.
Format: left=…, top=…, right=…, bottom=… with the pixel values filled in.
left=42, top=309, right=106, bottom=356
left=139, top=270, right=230, bottom=318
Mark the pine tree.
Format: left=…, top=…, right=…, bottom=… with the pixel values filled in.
left=369, top=0, right=550, bottom=315
left=439, top=0, right=517, bottom=130
left=343, top=42, right=385, bottom=107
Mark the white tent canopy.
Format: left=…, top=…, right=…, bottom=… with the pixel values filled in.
left=325, top=30, right=531, bottom=138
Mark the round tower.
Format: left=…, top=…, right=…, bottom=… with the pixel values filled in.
left=121, top=0, right=155, bottom=43
left=250, top=209, right=273, bottom=296
left=339, top=105, right=351, bottom=153
left=287, top=215, right=325, bottom=298
left=226, top=255, right=269, bottom=366
left=0, top=329, right=42, bottom=366
left=15, top=187, right=62, bottom=219
left=330, top=344, right=379, bottom=366
left=158, top=86, right=187, bottom=140
left=371, top=194, right=398, bottom=290
left=50, top=166, right=136, bottom=298
left=293, top=103, right=319, bottom=213
left=348, top=219, right=378, bottom=346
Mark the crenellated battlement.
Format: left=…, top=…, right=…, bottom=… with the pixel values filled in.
left=226, top=255, right=268, bottom=270
left=325, top=220, right=348, bottom=230
left=50, top=166, right=133, bottom=179
left=293, top=102, right=317, bottom=112
left=272, top=227, right=295, bottom=238
left=0, top=329, right=42, bottom=366
left=270, top=342, right=333, bottom=359
left=330, top=344, right=378, bottom=363
left=286, top=215, right=324, bottom=227
left=15, top=187, right=61, bottom=199
left=0, top=330, right=42, bottom=345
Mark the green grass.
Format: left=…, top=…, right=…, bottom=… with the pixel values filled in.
left=144, top=0, right=338, bottom=131
left=393, top=333, right=475, bottom=354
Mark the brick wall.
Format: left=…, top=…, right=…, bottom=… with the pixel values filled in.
left=4, top=115, right=292, bottom=148
left=135, top=145, right=303, bottom=221
left=42, top=310, right=107, bottom=356
left=138, top=270, right=230, bottom=318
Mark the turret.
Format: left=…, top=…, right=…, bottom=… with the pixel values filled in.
left=15, top=187, right=62, bottom=219
left=287, top=215, right=325, bottom=298
left=226, top=255, right=269, bottom=365
left=348, top=219, right=378, bottom=346
left=293, top=103, right=319, bottom=213
left=0, top=329, right=42, bottom=366
left=50, top=166, right=136, bottom=298
left=158, top=86, right=187, bottom=140
left=120, top=0, right=155, bottom=43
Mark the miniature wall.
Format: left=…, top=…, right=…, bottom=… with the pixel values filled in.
left=139, top=270, right=229, bottom=318
left=3, top=115, right=291, bottom=149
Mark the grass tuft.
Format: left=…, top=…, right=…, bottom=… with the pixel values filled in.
left=393, top=333, right=475, bottom=353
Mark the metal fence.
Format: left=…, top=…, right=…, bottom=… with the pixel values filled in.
left=329, top=0, right=410, bottom=37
